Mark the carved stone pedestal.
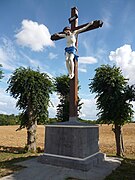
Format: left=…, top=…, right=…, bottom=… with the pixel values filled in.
left=39, top=121, right=105, bottom=171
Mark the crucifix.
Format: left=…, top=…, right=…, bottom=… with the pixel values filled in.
left=51, top=7, right=103, bottom=122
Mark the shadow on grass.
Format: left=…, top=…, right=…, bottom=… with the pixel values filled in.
left=0, top=146, right=42, bottom=178
left=0, top=154, right=36, bottom=178
left=0, top=145, right=44, bottom=154
left=0, top=145, right=26, bottom=154
left=66, top=157, right=135, bottom=180
left=105, top=158, right=135, bottom=180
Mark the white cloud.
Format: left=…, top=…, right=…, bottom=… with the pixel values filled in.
left=0, top=37, right=18, bottom=71
left=109, top=44, right=135, bottom=84
left=18, top=51, right=54, bottom=78
left=48, top=52, right=58, bottom=60
left=19, top=51, right=43, bottom=69
left=0, top=37, right=53, bottom=77
left=0, top=37, right=43, bottom=71
left=81, top=39, right=92, bottom=54
left=102, top=16, right=111, bottom=29
left=48, top=93, right=59, bottom=118
left=0, top=87, right=19, bottom=115
left=96, top=47, right=107, bottom=62
left=79, top=56, right=97, bottom=64
left=79, top=98, right=98, bottom=120
left=78, top=56, right=97, bottom=73
left=79, top=67, right=87, bottom=73
left=15, top=19, right=54, bottom=51
left=101, top=7, right=112, bottom=29
left=0, top=48, right=8, bottom=68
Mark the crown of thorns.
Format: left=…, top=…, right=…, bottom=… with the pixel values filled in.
left=63, top=26, right=71, bottom=32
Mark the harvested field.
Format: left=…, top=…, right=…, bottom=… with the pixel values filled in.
left=99, top=123, right=135, bottom=156
left=0, top=123, right=135, bottom=156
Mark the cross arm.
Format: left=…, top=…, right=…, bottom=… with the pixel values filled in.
left=50, top=20, right=103, bottom=41
left=51, top=32, right=65, bottom=41
left=74, top=20, right=103, bottom=34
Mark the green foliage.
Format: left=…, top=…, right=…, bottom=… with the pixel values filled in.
left=7, top=67, right=53, bottom=128
left=38, top=118, right=57, bottom=125
left=0, top=114, right=20, bottom=126
left=89, top=64, right=135, bottom=125
left=54, top=75, right=83, bottom=121
left=79, top=118, right=97, bottom=124
left=54, top=75, right=70, bottom=97
left=47, top=118, right=57, bottom=124
left=57, top=98, right=69, bottom=121
left=54, top=75, right=70, bottom=121
left=0, top=64, right=4, bottom=80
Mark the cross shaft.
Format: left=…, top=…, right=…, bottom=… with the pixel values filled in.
left=51, top=7, right=103, bottom=121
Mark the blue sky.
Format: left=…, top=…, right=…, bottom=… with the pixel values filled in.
left=1, top=0, right=135, bottom=120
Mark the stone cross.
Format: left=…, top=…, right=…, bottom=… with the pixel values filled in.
left=51, top=7, right=103, bottom=121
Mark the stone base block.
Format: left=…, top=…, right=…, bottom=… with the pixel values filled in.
left=39, top=152, right=105, bottom=171
left=39, top=121, right=105, bottom=171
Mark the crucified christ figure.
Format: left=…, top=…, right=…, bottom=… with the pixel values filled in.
left=55, top=21, right=93, bottom=79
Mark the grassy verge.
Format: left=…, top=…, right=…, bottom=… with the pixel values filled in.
left=0, top=148, right=38, bottom=178
left=1, top=151, right=135, bottom=179
left=66, top=156, right=135, bottom=180
left=105, top=157, right=135, bottom=180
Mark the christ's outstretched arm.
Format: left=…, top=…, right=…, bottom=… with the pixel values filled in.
left=74, top=21, right=94, bottom=34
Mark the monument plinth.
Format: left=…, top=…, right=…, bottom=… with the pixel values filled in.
left=39, top=122, right=105, bottom=171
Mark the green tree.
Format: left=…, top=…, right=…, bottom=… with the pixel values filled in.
left=0, top=64, right=4, bottom=80
left=7, top=67, right=53, bottom=152
left=89, top=64, right=135, bottom=156
left=0, top=64, right=4, bottom=125
left=54, top=75, right=82, bottom=121
left=0, top=114, right=20, bottom=125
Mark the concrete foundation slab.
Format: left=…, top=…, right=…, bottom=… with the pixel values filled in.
left=0, top=156, right=122, bottom=180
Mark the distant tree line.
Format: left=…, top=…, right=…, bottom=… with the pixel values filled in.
left=0, top=115, right=97, bottom=126
left=0, top=114, right=20, bottom=125
left=0, top=113, right=133, bottom=126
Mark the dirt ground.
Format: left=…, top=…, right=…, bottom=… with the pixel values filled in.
left=0, top=123, right=134, bottom=156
